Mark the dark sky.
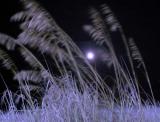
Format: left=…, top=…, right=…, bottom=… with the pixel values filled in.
left=0, top=0, right=160, bottom=99
left=38, top=0, right=160, bottom=91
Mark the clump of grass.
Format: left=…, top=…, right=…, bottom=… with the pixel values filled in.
left=0, top=0, right=158, bottom=121
left=0, top=77, right=159, bottom=121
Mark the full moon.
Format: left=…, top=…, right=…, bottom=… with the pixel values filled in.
left=86, top=52, right=95, bottom=60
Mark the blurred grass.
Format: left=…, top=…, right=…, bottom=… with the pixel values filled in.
left=0, top=0, right=158, bottom=121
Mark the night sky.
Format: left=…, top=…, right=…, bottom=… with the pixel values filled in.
left=0, top=0, right=160, bottom=100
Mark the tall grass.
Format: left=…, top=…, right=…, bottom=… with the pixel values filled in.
left=0, top=0, right=159, bottom=121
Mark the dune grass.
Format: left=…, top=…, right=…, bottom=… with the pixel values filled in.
left=0, top=79, right=159, bottom=122
left=0, top=0, right=159, bottom=121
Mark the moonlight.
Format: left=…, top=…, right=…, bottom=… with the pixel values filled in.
left=86, top=51, right=95, bottom=60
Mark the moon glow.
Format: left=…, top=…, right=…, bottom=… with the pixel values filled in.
left=86, top=52, right=95, bottom=60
